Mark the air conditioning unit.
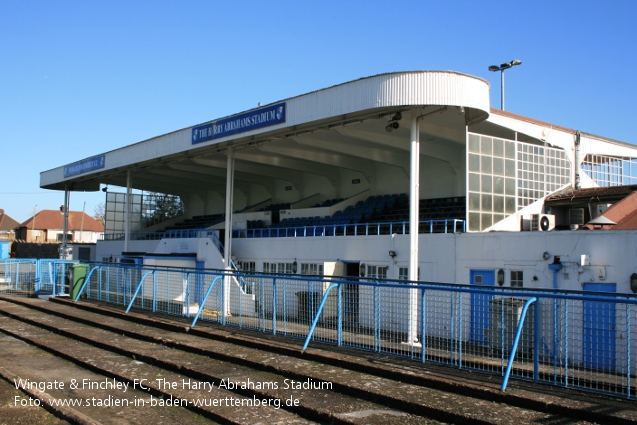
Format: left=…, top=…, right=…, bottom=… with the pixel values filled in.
left=531, top=214, right=555, bottom=231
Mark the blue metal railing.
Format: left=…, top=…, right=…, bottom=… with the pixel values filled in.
left=233, top=218, right=466, bottom=239
left=302, top=283, right=339, bottom=351
left=101, top=228, right=223, bottom=247
left=501, top=297, right=537, bottom=391
left=3, top=258, right=637, bottom=401
left=100, top=220, right=465, bottom=241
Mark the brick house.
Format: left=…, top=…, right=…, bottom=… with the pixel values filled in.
left=16, top=209, right=104, bottom=243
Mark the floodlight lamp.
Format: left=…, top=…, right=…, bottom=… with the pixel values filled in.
left=499, top=62, right=512, bottom=70
left=385, top=120, right=400, bottom=132
left=488, top=65, right=500, bottom=72
left=392, top=111, right=402, bottom=121
left=511, top=59, right=522, bottom=66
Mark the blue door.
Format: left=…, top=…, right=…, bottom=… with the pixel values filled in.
left=470, top=270, right=495, bottom=344
left=583, top=283, right=616, bottom=371
left=0, top=242, right=9, bottom=259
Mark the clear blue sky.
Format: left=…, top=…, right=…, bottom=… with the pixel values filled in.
left=1, top=0, right=635, bottom=223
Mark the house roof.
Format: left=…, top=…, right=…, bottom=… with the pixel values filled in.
left=584, top=191, right=637, bottom=230
left=546, top=184, right=637, bottom=204
left=0, top=209, right=20, bottom=231
left=19, top=210, right=104, bottom=232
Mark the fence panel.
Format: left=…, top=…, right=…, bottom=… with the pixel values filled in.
left=4, top=259, right=636, bottom=400
left=0, top=259, right=38, bottom=296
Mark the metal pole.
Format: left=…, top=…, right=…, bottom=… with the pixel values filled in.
left=501, top=69, right=505, bottom=110
left=124, top=170, right=132, bottom=253
left=31, top=205, right=37, bottom=242
left=223, top=147, right=235, bottom=317
left=408, top=109, right=420, bottom=344
left=61, top=186, right=69, bottom=259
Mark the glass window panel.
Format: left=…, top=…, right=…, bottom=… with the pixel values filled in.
left=469, top=212, right=481, bottom=231
left=481, top=175, right=493, bottom=192
left=505, top=196, right=516, bottom=213
left=493, top=214, right=505, bottom=224
left=494, top=176, right=504, bottom=194
left=493, top=138, right=504, bottom=157
left=505, top=141, right=515, bottom=159
left=469, top=193, right=481, bottom=211
left=494, top=195, right=504, bottom=212
left=481, top=156, right=492, bottom=174
left=493, top=158, right=504, bottom=176
left=481, top=194, right=492, bottom=211
left=469, top=154, right=480, bottom=172
left=469, top=134, right=480, bottom=153
left=481, top=213, right=493, bottom=229
left=505, top=159, right=515, bottom=177
left=481, top=137, right=492, bottom=155
left=469, top=173, right=480, bottom=191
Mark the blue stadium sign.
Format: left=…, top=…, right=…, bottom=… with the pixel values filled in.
left=64, top=155, right=105, bottom=177
left=192, top=102, right=286, bottom=145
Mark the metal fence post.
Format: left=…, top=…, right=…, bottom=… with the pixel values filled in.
left=272, top=277, right=277, bottom=335
left=420, top=286, right=426, bottom=362
left=337, top=283, right=343, bottom=346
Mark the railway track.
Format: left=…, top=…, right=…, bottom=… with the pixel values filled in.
left=0, top=295, right=634, bottom=425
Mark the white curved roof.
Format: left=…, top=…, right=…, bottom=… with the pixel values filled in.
left=41, top=70, right=490, bottom=192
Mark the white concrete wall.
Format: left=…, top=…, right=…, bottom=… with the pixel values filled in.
left=231, top=230, right=637, bottom=293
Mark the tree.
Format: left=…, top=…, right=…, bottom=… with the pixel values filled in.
left=93, top=203, right=105, bottom=226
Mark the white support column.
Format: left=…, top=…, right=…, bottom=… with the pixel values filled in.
left=408, top=108, right=420, bottom=345
left=223, top=147, right=235, bottom=316
left=124, top=170, right=132, bottom=253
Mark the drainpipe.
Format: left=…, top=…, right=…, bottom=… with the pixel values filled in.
left=548, top=259, right=563, bottom=290
left=574, top=131, right=581, bottom=190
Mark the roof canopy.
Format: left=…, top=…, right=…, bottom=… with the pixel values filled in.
left=40, top=71, right=490, bottom=196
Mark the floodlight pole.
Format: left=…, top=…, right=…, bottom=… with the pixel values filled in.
left=500, top=69, right=505, bottom=111
left=488, top=59, right=522, bottom=111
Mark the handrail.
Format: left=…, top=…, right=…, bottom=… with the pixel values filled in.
left=125, top=271, right=156, bottom=313
left=501, top=297, right=538, bottom=391
left=73, top=265, right=100, bottom=302
left=190, top=276, right=223, bottom=327
left=235, top=218, right=465, bottom=239
left=228, top=259, right=251, bottom=294
left=302, top=283, right=339, bottom=352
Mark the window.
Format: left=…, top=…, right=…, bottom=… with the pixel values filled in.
left=398, top=267, right=409, bottom=281
left=510, top=270, right=523, bottom=288
left=366, top=265, right=388, bottom=280
left=263, top=262, right=294, bottom=274
left=237, top=261, right=255, bottom=272
left=467, top=133, right=570, bottom=231
left=301, top=263, right=323, bottom=276
left=581, top=154, right=637, bottom=186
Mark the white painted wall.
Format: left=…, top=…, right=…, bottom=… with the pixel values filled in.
left=230, top=230, right=637, bottom=294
